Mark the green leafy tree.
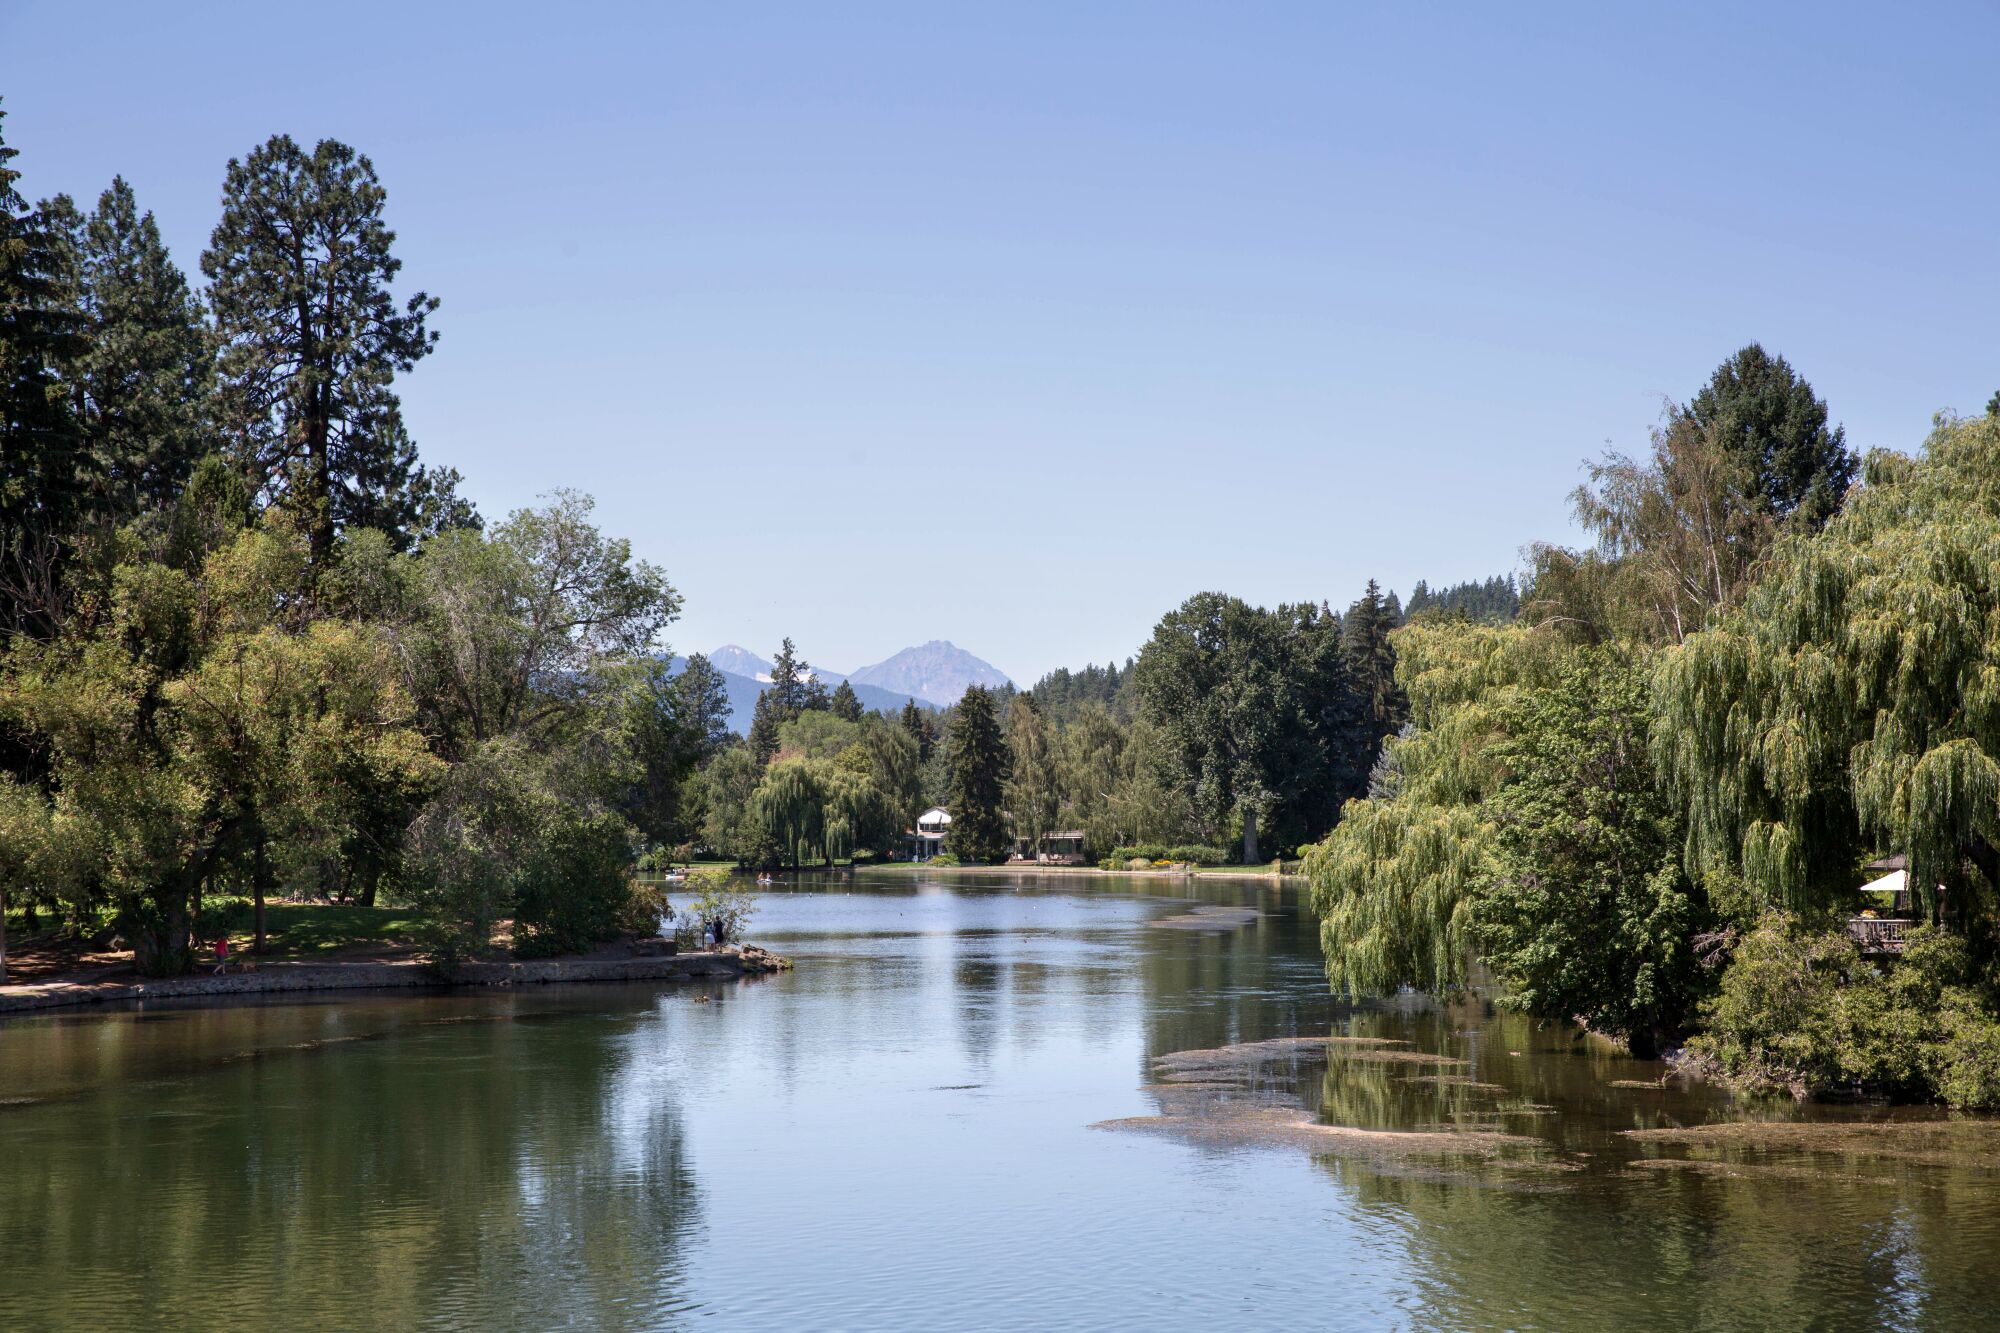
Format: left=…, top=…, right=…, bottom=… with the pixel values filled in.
left=1133, top=592, right=1364, bottom=861
left=1, top=513, right=436, bottom=972
left=1563, top=407, right=1772, bottom=644
left=700, top=743, right=773, bottom=864
left=1687, top=343, right=1856, bottom=528
left=400, top=490, right=677, bottom=756
left=945, top=685, right=1010, bottom=863
left=203, top=134, right=439, bottom=561
left=1005, top=693, right=1059, bottom=854
left=1305, top=620, right=1568, bottom=998
left=751, top=756, right=828, bottom=869
left=1654, top=411, right=2000, bottom=925
left=1472, top=650, right=1706, bottom=1054
left=830, top=678, right=863, bottom=722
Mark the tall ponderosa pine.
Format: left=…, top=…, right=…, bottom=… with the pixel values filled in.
left=945, top=685, right=1010, bottom=863
left=830, top=678, right=863, bottom=722
left=763, top=637, right=830, bottom=722
left=1687, top=343, right=1856, bottom=528
left=203, top=135, right=439, bottom=562
left=0, top=100, right=90, bottom=636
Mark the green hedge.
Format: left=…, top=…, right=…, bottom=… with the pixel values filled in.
left=1100, top=844, right=1231, bottom=869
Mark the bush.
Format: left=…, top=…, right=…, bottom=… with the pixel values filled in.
left=670, top=870, right=759, bottom=950
left=928, top=852, right=960, bottom=867
left=1687, top=912, right=2000, bottom=1107
left=512, top=812, right=639, bottom=958
left=1100, top=844, right=1230, bottom=869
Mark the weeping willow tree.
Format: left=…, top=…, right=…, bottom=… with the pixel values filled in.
left=750, top=758, right=827, bottom=870
left=1653, top=412, right=2000, bottom=925
left=1303, top=621, right=1569, bottom=995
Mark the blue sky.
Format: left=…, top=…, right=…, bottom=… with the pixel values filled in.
left=6, top=2, right=1996, bottom=682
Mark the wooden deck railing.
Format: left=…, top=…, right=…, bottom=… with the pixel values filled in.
left=1848, top=916, right=1912, bottom=954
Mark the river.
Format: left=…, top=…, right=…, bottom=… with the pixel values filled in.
left=2, top=871, right=1997, bottom=1330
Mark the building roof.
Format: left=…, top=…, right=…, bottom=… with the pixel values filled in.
left=1041, top=830, right=1086, bottom=841
left=918, top=807, right=951, bottom=825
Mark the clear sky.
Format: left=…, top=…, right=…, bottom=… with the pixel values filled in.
left=6, top=2, right=1997, bottom=683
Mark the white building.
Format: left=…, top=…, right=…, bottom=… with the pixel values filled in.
left=908, top=807, right=952, bottom=860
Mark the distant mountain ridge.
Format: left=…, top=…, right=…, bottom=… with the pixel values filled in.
left=671, top=653, right=924, bottom=735
left=849, top=640, right=1012, bottom=706
left=677, top=639, right=1013, bottom=728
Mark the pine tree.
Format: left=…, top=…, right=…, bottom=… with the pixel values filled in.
left=71, top=177, right=214, bottom=518
left=1687, top=343, right=1856, bottom=528
left=900, top=696, right=935, bottom=763
left=0, top=101, right=90, bottom=636
left=1343, top=579, right=1405, bottom=734
left=203, top=134, right=438, bottom=562
left=747, top=690, right=781, bottom=766
left=830, top=678, right=863, bottom=722
left=765, top=638, right=809, bottom=717
left=945, top=685, right=1010, bottom=863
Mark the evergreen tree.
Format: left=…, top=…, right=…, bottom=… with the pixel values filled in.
left=203, top=134, right=438, bottom=562
left=71, top=177, right=214, bottom=518
left=1686, top=343, right=1857, bottom=528
left=765, top=638, right=812, bottom=717
left=945, top=685, right=1010, bottom=863
left=747, top=691, right=781, bottom=766
left=0, top=99, right=90, bottom=636
left=1343, top=579, right=1405, bottom=735
left=900, top=696, right=935, bottom=763
left=830, top=678, right=863, bottom=722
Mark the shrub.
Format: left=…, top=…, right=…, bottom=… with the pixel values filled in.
left=1687, top=912, right=2000, bottom=1107
left=621, top=877, right=674, bottom=937
left=512, top=812, right=639, bottom=958
left=928, top=852, right=960, bottom=867
left=671, top=870, right=759, bottom=950
left=1102, top=844, right=1230, bottom=869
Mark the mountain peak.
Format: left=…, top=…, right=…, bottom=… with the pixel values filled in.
left=849, top=642, right=1011, bottom=707
left=708, top=644, right=775, bottom=681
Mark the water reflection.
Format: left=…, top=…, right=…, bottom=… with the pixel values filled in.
left=0, top=994, right=706, bottom=1329
left=3, top=872, right=1998, bottom=1331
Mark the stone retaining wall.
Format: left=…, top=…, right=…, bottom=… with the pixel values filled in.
left=0, top=950, right=779, bottom=1017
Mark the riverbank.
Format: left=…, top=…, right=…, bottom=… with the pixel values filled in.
left=0, top=943, right=789, bottom=1017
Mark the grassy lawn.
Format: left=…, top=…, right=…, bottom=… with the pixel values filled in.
left=199, top=898, right=429, bottom=958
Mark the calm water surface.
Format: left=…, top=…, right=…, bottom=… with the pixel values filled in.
left=3, top=872, right=1998, bottom=1330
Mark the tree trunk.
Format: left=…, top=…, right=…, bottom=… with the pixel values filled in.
left=252, top=834, right=273, bottom=954
left=135, top=895, right=195, bottom=977
left=1, top=882, right=9, bottom=986
left=1242, top=806, right=1259, bottom=865
left=361, top=874, right=378, bottom=909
